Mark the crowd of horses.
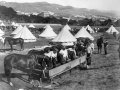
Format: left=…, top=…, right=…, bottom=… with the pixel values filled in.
left=3, top=37, right=91, bottom=86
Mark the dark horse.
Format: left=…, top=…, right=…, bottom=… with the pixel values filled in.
left=4, top=53, right=38, bottom=86
left=3, top=37, right=24, bottom=51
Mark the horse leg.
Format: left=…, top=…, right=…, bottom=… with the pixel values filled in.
left=3, top=42, right=6, bottom=52
left=20, top=43, right=24, bottom=51
left=19, top=44, right=22, bottom=51
left=22, top=43, right=24, bottom=50
left=28, top=69, right=33, bottom=82
left=4, top=64, right=13, bottom=86
left=98, top=46, right=99, bottom=54
left=10, top=44, right=13, bottom=52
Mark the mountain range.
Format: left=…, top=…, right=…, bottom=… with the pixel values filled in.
left=0, top=1, right=118, bottom=19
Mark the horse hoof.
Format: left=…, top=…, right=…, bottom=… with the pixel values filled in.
left=9, top=82, right=13, bottom=86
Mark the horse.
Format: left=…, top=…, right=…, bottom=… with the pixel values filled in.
left=4, top=53, right=43, bottom=86
left=28, top=47, right=59, bottom=69
left=3, top=37, right=24, bottom=51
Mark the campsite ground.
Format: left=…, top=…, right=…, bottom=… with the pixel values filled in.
left=0, top=27, right=120, bottom=90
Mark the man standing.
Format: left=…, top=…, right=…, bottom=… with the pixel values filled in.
left=59, top=46, right=68, bottom=63
left=90, top=41, right=94, bottom=54
left=86, top=44, right=92, bottom=69
left=96, top=37, right=103, bottom=54
left=103, top=39, right=108, bottom=55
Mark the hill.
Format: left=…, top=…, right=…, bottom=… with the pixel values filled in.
left=0, top=1, right=117, bottom=18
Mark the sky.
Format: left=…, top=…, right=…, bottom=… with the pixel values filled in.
left=1, top=0, right=120, bottom=16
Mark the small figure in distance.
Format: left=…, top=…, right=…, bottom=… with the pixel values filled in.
left=103, top=39, right=108, bottom=55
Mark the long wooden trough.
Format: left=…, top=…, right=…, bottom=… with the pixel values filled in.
left=49, top=54, right=87, bottom=78
left=31, top=54, right=87, bottom=89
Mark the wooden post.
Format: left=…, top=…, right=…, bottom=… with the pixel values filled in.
left=69, top=63, right=72, bottom=75
left=39, top=78, right=43, bottom=90
left=79, top=58, right=81, bottom=69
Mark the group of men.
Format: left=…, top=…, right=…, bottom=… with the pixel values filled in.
left=44, top=45, right=76, bottom=65
left=96, top=36, right=108, bottom=55
left=85, top=37, right=109, bottom=69
left=43, top=38, right=96, bottom=69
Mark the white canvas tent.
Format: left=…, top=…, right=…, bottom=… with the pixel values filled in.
left=75, top=26, right=94, bottom=40
left=0, top=20, right=3, bottom=23
left=85, top=25, right=94, bottom=33
left=64, top=24, right=71, bottom=30
left=14, top=23, right=19, bottom=27
left=11, top=25, right=23, bottom=35
left=29, top=24, right=35, bottom=28
left=106, top=25, right=119, bottom=34
left=0, top=23, right=5, bottom=27
left=52, top=25, right=76, bottom=42
left=11, top=22, right=16, bottom=26
left=39, top=25, right=57, bottom=39
left=13, top=26, right=36, bottom=42
left=44, top=24, right=50, bottom=29
left=0, top=29, right=5, bottom=36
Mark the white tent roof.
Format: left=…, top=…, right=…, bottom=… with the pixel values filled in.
left=39, top=25, right=57, bottom=39
left=0, top=29, right=5, bottom=36
left=85, top=25, right=94, bottom=33
left=64, top=24, right=71, bottom=30
left=13, top=26, right=36, bottom=42
left=14, top=23, right=19, bottom=27
left=75, top=26, right=94, bottom=40
left=29, top=24, right=35, bottom=28
left=52, top=25, right=76, bottom=42
left=0, top=23, right=5, bottom=26
left=0, top=20, right=3, bottom=23
left=11, top=22, right=16, bottom=26
left=11, top=25, right=23, bottom=35
left=44, top=24, right=51, bottom=29
left=106, top=25, right=119, bottom=34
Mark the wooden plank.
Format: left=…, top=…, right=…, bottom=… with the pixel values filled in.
left=49, top=55, right=86, bottom=78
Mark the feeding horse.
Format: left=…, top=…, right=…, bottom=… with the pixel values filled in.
left=4, top=53, right=47, bottom=86
left=1, top=37, right=24, bottom=51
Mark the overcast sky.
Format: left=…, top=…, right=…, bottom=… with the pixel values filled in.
left=1, top=0, right=120, bottom=15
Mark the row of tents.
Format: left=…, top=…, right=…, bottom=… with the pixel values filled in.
left=10, top=24, right=95, bottom=43
left=39, top=24, right=95, bottom=39
left=0, top=22, right=36, bottom=28
left=11, top=22, right=35, bottom=28
left=0, top=24, right=119, bottom=44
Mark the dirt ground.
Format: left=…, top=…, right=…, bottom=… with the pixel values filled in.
left=0, top=32, right=120, bottom=90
